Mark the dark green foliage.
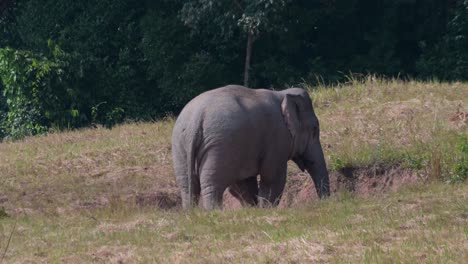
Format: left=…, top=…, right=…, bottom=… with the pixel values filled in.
left=0, top=0, right=466, bottom=139
left=417, top=0, right=468, bottom=80
left=141, top=1, right=232, bottom=113
left=0, top=43, right=81, bottom=139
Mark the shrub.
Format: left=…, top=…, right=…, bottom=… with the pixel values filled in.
left=0, top=43, right=80, bottom=139
left=449, top=135, right=468, bottom=183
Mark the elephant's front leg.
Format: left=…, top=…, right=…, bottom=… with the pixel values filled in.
left=228, top=176, right=259, bottom=206
left=258, top=163, right=287, bottom=208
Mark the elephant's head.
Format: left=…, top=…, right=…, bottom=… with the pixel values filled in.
left=281, top=88, right=330, bottom=198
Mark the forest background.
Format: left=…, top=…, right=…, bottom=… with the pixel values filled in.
left=0, top=0, right=466, bottom=139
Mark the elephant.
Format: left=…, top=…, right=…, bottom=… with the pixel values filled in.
left=171, top=85, right=330, bottom=210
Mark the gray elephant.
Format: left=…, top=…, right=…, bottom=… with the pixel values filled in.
left=172, top=85, right=330, bottom=210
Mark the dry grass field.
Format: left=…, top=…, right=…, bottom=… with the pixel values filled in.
left=0, top=79, right=467, bottom=263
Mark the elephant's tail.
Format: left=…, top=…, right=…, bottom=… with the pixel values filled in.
left=187, top=113, right=204, bottom=207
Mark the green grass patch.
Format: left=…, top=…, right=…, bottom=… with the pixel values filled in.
left=0, top=183, right=466, bottom=262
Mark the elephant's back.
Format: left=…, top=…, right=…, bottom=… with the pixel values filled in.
left=178, top=85, right=284, bottom=133
left=180, top=85, right=271, bottom=116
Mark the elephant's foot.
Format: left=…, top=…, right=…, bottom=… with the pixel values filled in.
left=181, top=191, right=200, bottom=209
left=257, top=180, right=285, bottom=208
left=201, top=187, right=224, bottom=210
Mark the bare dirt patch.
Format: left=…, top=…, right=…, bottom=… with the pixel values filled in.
left=224, top=166, right=422, bottom=209
left=289, top=167, right=421, bottom=206
left=2, top=162, right=425, bottom=214
left=135, top=191, right=181, bottom=209
left=90, top=245, right=137, bottom=263
left=449, top=108, right=467, bottom=128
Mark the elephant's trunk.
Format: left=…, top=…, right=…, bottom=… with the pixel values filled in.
left=305, top=140, right=330, bottom=198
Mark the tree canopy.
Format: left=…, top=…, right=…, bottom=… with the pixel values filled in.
left=0, top=0, right=467, bottom=139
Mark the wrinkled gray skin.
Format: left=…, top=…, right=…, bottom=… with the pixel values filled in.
left=172, top=85, right=330, bottom=210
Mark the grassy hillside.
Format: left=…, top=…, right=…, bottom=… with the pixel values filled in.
left=310, top=78, right=466, bottom=175
left=0, top=79, right=467, bottom=262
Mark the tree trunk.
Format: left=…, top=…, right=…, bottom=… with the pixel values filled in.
left=243, top=32, right=253, bottom=87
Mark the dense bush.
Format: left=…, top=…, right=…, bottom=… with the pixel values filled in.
left=0, top=0, right=466, bottom=139
left=450, top=134, right=468, bottom=183
left=0, top=43, right=81, bottom=139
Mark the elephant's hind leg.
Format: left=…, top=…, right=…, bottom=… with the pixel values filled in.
left=179, top=177, right=201, bottom=209
left=175, top=165, right=200, bottom=208
left=228, top=177, right=259, bottom=206
left=200, top=185, right=224, bottom=210
left=199, top=170, right=227, bottom=210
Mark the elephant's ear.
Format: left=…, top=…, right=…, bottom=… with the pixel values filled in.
left=281, top=94, right=301, bottom=138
